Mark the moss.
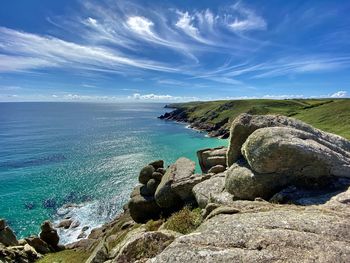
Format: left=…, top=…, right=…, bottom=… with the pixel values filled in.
left=37, top=249, right=90, bottom=263
left=145, top=219, right=164, bottom=232
left=107, top=224, right=141, bottom=250
left=163, top=207, right=202, bottom=234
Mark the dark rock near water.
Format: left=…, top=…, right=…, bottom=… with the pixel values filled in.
left=0, top=220, right=18, bottom=247
left=128, top=194, right=162, bottom=223
left=42, top=198, right=57, bottom=209
left=39, top=221, right=60, bottom=251
left=25, top=236, right=50, bottom=254
left=139, top=165, right=155, bottom=185
left=149, top=160, right=164, bottom=170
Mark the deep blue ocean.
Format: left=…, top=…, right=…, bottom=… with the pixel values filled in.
left=0, top=102, right=226, bottom=243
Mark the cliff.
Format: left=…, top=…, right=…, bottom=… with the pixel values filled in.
left=159, top=99, right=350, bottom=140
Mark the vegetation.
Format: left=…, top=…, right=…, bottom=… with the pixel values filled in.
left=167, top=99, right=350, bottom=139
left=145, top=219, right=164, bottom=231
left=37, top=249, right=90, bottom=263
left=163, top=207, right=202, bottom=234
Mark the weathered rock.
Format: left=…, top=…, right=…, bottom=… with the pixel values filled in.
left=208, top=164, right=226, bottom=174
left=201, top=203, right=221, bottom=219
left=151, top=172, right=164, bottom=181
left=204, top=206, right=240, bottom=220
left=0, top=219, right=5, bottom=231
left=192, top=173, right=226, bottom=208
left=57, top=219, right=73, bottom=229
left=242, top=127, right=350, bottom=179
left=128, top=194, right=162, bottom=223
left=39, top=221, right=59, bottom=251
left=208, top=191, right=235, bottom=206
left=171, top=174, right=211, bottom=204
left=155, top=158, right=195, bottom=208
left=149, top=200, right=350, bottom=263
left=227, top=113, right=350, bottom=166
left=225, top=162, right=288, bottom=200
left=85, top=239, right=108, bottom=263
left=139, top=165, right=155, bottom=185
left=0, top=220, right=18, bottom=246
left=156, top=168, right=166, bottom=175
left=111, top=230, right=176, bottom=263
left=25, top=236, right=50, bottom=254
left=149, top=160, right=164, bottom=170
left=146, top=179, right=159, bottom=195
left=197, top=147, right=227, bottom=173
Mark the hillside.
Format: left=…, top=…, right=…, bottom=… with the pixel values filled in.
left=160, top=99, right=350, bottom=140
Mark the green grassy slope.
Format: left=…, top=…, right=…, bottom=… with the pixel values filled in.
left=167, top=99, right=350, bottom=139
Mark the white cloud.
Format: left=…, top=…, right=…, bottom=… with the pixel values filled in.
left=130, top=93, right=198, bottom=101
left=127, top=16, right=155, bottom=38
left=330, top=91, right=348, bottom=98
left=0, top=27, right=178, bottom=74
left=229, top=3, right=267, bottom=31
left=175, top=11, right=209, bottom=44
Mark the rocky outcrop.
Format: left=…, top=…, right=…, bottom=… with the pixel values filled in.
left=155, top=158, right=195, bottom=208
left=242, top=127, right=350, bottom=179
left=227, top=113, right=350, bottom=166
left=149, top=196, right=350, bottom=263
left=128, top=161, right=166, bottom=223
left=225, top=114, right=350, bottom=200
left=0, top=219, right=18, bottom=247
left=0, top=220, right=52, bottom=262
left=39, top=221, right=61, bottom=252
left=192, top=173, right=226, bottom=208
left=197, top=147, right=227, bottom=173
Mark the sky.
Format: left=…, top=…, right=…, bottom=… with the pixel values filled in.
left=0, top=0, right=349, bottom=102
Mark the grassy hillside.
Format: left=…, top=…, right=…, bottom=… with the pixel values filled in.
left=166, top=99, right=350, bottom=140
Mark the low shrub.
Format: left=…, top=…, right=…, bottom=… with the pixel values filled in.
left=163, top=207, right=202, bottom=234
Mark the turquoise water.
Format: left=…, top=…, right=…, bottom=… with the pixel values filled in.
left=0, top=102, right=226, bottom=241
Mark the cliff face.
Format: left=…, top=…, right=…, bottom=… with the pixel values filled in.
left=158, top=99, right=350, bottom=140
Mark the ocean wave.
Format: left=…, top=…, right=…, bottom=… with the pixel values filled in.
left=54, top=196, right=121, bottom=245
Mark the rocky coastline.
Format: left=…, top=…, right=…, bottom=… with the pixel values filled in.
left=159, top=105, right=231, bottom=139
left=2, top=113, right=350, bottom=262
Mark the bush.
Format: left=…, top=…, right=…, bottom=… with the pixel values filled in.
left=163, top=207, right=202, bottom=234
left=145, top=219, right=164, bottom=231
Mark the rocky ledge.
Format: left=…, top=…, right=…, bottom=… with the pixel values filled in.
left=2, top=113, right=350, bottom=262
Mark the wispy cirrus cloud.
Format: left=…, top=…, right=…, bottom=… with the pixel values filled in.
left=229, top=2, right=267, bottom=31
left=1, top=0, right=350, bottom=95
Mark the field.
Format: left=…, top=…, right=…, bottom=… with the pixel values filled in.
left=167, top=99, right=350, bottom=139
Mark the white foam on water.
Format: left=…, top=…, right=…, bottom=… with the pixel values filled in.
left=55, top=197, right=121, bottom=245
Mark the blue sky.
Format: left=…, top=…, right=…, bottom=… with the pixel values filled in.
left=0, top=0, right=349, bottom=102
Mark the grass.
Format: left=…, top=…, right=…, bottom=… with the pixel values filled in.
left=163, top=207, right=202, bottom=234
left=167, top=99, right=350, bottom=139
left=37, top=250, right=90, bottom=263
left=145, top=219, right=164, bottom=232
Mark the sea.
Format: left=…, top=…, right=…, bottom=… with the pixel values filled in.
left=0, top=102, right=226, bottom=243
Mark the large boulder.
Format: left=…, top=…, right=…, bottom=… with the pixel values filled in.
left=111, top=230, right=176, bottom=263
left=197, top=147, right=227, bottom=173
left=39, top=221, right=60, bottom=251
left=242, top=127, right=350, bottom=179
left=193, top=173, right=226, bottom=208
left=149, top=199, right=350, bottom=263
left=139, top=165, right=155, bottom=185
left=0, top=220, right=18, bottom=246
left=155, top=158, right=195, bottom=208
left=227, top=113, right=350, bottom=166
left=225, top=162, right=290, bottom=200
left=25, top=236, right=51, bottom=254
left=128, top=194, right=162, bottom=223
